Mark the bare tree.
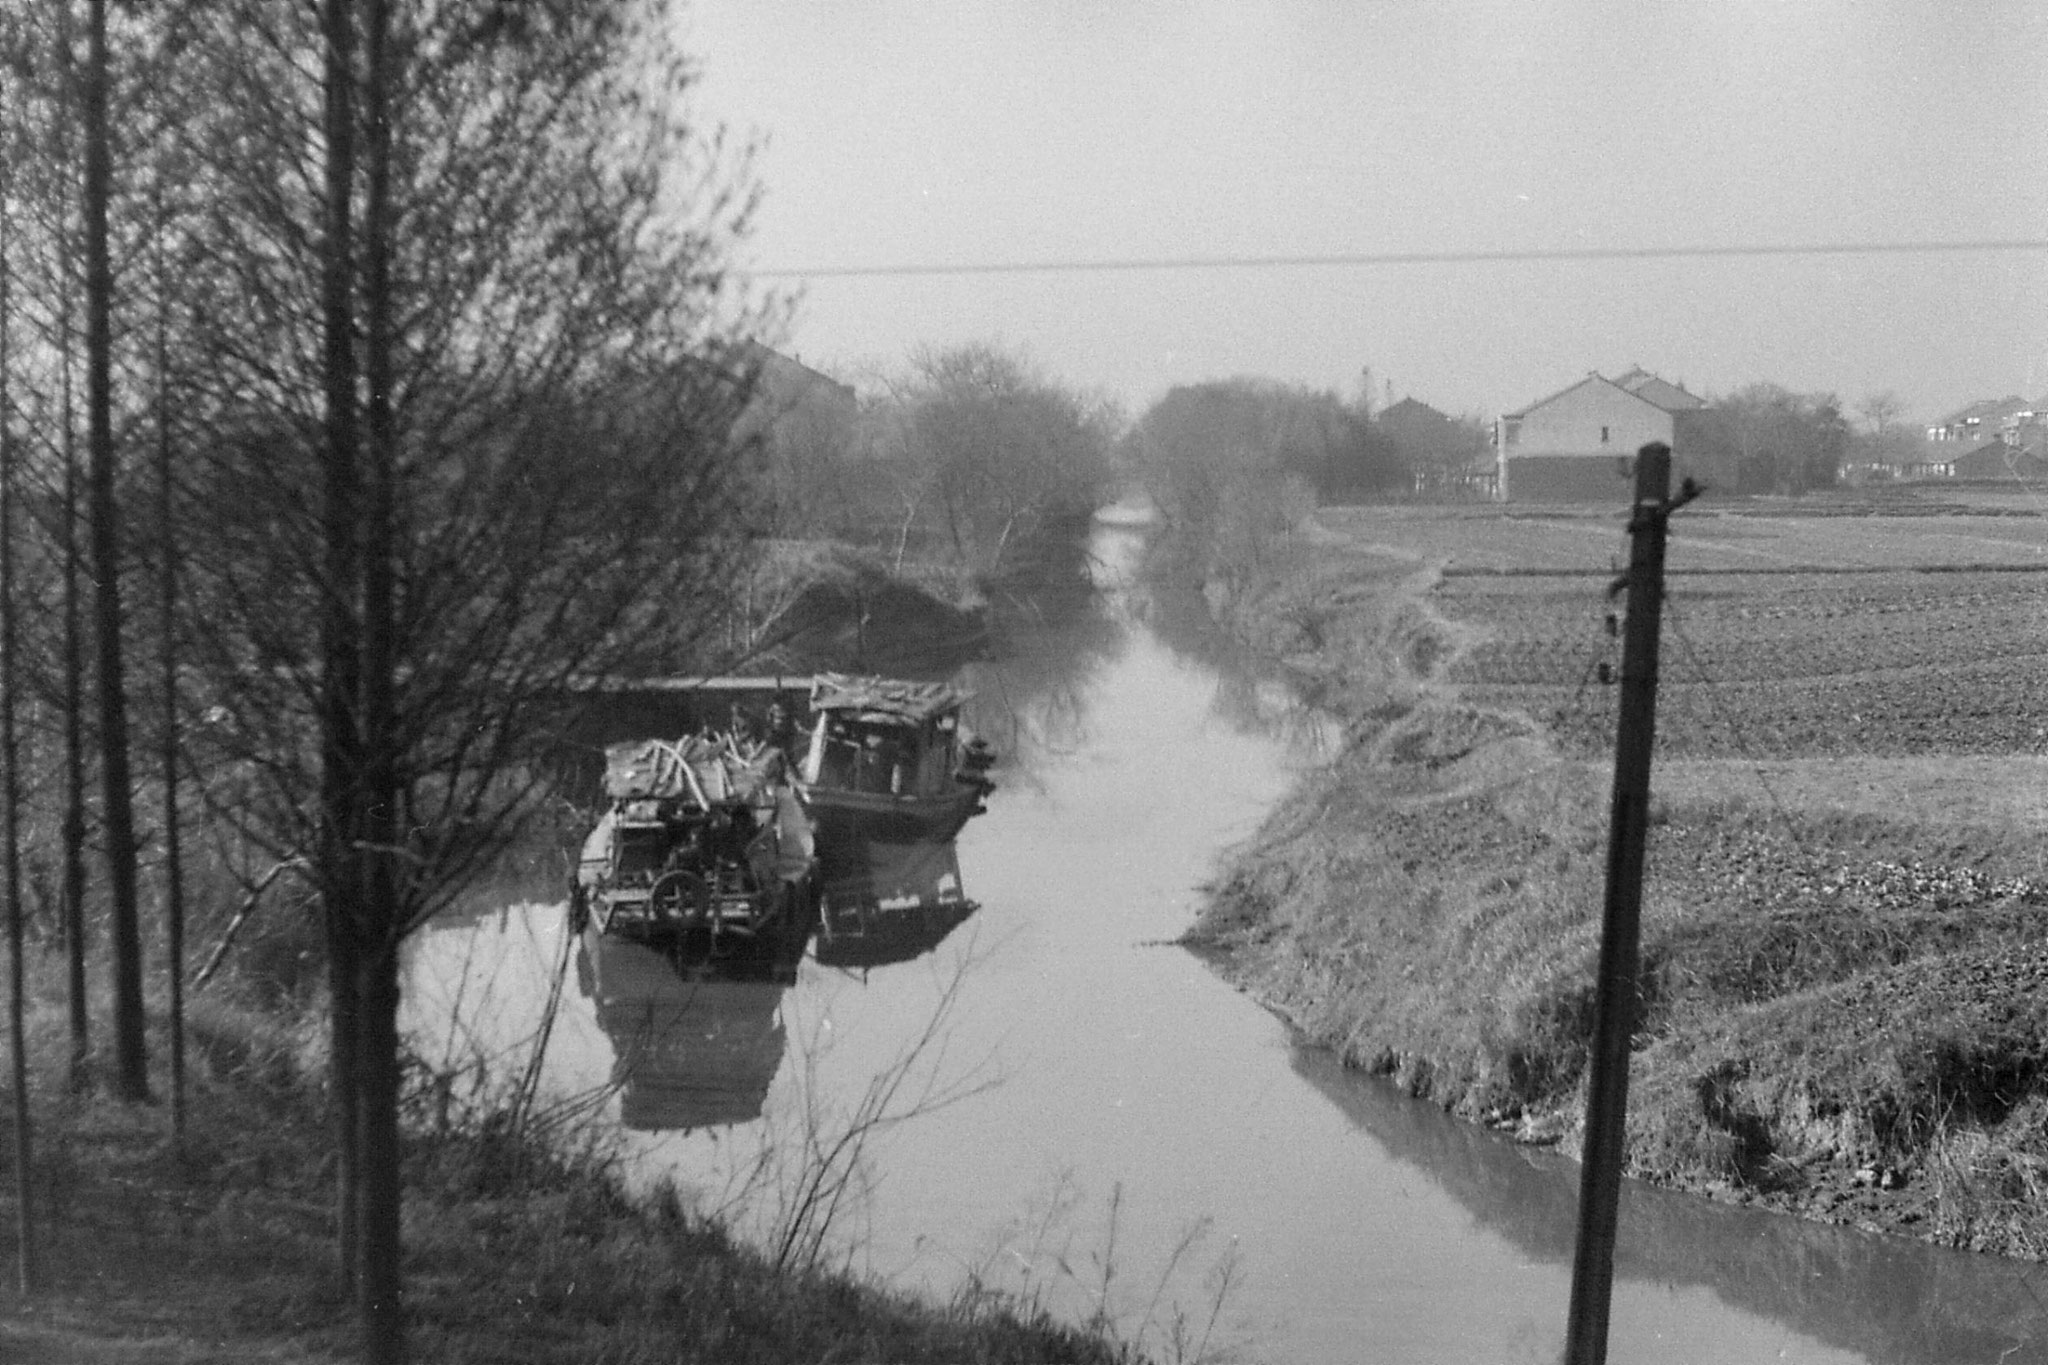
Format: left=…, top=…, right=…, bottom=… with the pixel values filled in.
left=1130, top=378, right=1345, bottom=590
left=869, top=343, right=1116, bottom=590
left=82, top=0, right=147, bottom=1103
left=0, top=0, right=187, bottom=1104
left=315, top=0, right=365, bottom=1294
left=170, top=3, right=767, bottom=1356
left=1850, top=390, right=1920, bottom=477
left=0, top=0, right=192, bottom=1109
left=0, top=98, right=35, bottom=1295
left=0, top=0, right=98, bottom=1093
left=150, top=174, right=187, bottom=1141
left=1857, top=390, right=1906, bottom=437
left=1703, top=384, right=1850, bottom=494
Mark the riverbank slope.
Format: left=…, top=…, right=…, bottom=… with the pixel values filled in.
left=1184, top=500, right=2048, bottom=1259
left=0, top=970, right=1128, bottom=1363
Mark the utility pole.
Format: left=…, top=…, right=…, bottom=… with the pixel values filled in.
left=1563, top=442, right=1695, bottom=1364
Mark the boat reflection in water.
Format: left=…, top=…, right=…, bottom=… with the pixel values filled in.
left=576, top=933, right=795, bottom=1132
left=813, top=838, right=978, bottom=970
left=576, top=834, right=979, bottom=1131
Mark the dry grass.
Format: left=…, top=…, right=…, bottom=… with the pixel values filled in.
left=1184, top=503, right=2048, bottom=1256
left=0, top=957, right=1130, bottom=1365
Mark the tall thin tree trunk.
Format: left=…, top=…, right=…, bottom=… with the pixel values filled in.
left=59, top=264, right=87, bottom=1093
left=355, top=943, right=402, bottom=1364
left=319, top=0, right=365, bottom=1299
left=52, top=5, right=89, bottom=1082
left=153, top=180, right=186, bottom=1141
left=357, top=2, right=403, bottom=1355
left=84, top=0, right=148, bottom=1103
left=1, top=143, right=35, bottom=1296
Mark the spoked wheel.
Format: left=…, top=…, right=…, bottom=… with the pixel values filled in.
left=647, top=869, right=712, bottom=929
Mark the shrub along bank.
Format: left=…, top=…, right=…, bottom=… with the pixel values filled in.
left=0, top=971, right=1126, bottom=1364
left=1180, top=523, right=2048, bottom=1260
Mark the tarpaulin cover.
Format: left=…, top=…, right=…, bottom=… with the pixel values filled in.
left=603, top=737, right=781, bottom=805
left=808, top=672, right=966, bottom=724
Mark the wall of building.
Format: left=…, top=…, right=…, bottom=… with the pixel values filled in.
left=1508, top=381, right=1673, bottom=459
left=1496, top=380, right=1678, bottom=500
left=1953, top=446, right=2048, bottom=481
left=1501, top=454, right=1636, bottom=503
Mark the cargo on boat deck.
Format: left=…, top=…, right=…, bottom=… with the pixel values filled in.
left=571, top=735, right=816, bottom=968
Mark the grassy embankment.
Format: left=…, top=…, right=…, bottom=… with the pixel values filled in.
left=0, top=953, right=1131, bottom=1365
left=1184, top=498, right=2048, bottom=1257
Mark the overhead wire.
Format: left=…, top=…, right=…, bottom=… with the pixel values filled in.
left=755, top=237, right=2048, bottom=281
left=1660, top=591, right=1824, bottom=866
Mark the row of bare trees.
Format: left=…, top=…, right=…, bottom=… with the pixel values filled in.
left=1129, top=378, right=1408, bottom=592
left=757, top=342, right=1120, bottom=591
left=1, top=1, right=766, bottom=1359
left=1673, top=385, right=1853, bottom=495
left=759, top=362, right=1422, bottom=613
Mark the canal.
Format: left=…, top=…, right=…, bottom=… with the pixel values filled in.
left=404, top=515, right=2048, bottom=1363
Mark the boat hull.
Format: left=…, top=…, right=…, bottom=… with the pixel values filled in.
left=794, top=780, right=987, bottom=844
left=571, top=788, right=817, bottom=973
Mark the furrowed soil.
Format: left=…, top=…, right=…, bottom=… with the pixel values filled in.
left=1184, top=496, right=2048, bottom=1258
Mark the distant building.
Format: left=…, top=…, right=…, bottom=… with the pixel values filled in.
left=1928, top=440, right=2048, bottom=482
left=1380, top=396, right=1494, bottom=497
left=1926, top=396, right=2035, bottom=444
left=728, top=343, right=862, bottom=528
left=738, top=341, right=858, bottom=429
left=1899, top=445, right=1955, bottom=480
left=1612, top=366, right=1709, bottom=414
left=1493, top=369, right=1709, bottom=501
left=730, top=340, right=860, bottom=468
left=1917, top=394, right=2048, bottom=481
left=1953, top=442, right=2048, bottom=480
left=1378, top=396, right=1455, bottom=446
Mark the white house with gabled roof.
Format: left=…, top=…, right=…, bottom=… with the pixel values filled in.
left=1494, top=369, right=1707, bottom=501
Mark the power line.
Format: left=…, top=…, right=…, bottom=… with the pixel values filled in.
left=755, top=237, right=2048, bottom=281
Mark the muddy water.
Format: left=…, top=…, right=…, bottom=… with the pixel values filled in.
left=404, top=518, right=2048, bottom=1364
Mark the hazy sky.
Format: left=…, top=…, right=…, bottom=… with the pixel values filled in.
left=679, top=2, right=2048, bottom=423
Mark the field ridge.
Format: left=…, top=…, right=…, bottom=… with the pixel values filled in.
left=1187, top=494, right=2048, bottom=1258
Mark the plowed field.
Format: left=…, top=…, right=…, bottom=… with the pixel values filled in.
left=1353, top=500, right=2048, bottom=759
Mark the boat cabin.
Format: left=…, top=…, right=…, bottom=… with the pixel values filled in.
left=799, top=674, right=966, bottom=800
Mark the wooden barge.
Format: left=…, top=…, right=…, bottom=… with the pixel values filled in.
left=570, top=673, right=993, bottom=969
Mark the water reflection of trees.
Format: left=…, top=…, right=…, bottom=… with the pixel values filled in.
left=965, top=521, right=1337, bottom=770
left=1114, top=533, right=1337, bottom=755
left=430, top=805, right=588, bottom=923
left=960, top=543, right=1123, bottom=784
left=1291, top=1047, right=2048, bottom=1364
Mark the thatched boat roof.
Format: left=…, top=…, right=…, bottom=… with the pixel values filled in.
left=808, top=672, right=966, bottom=725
